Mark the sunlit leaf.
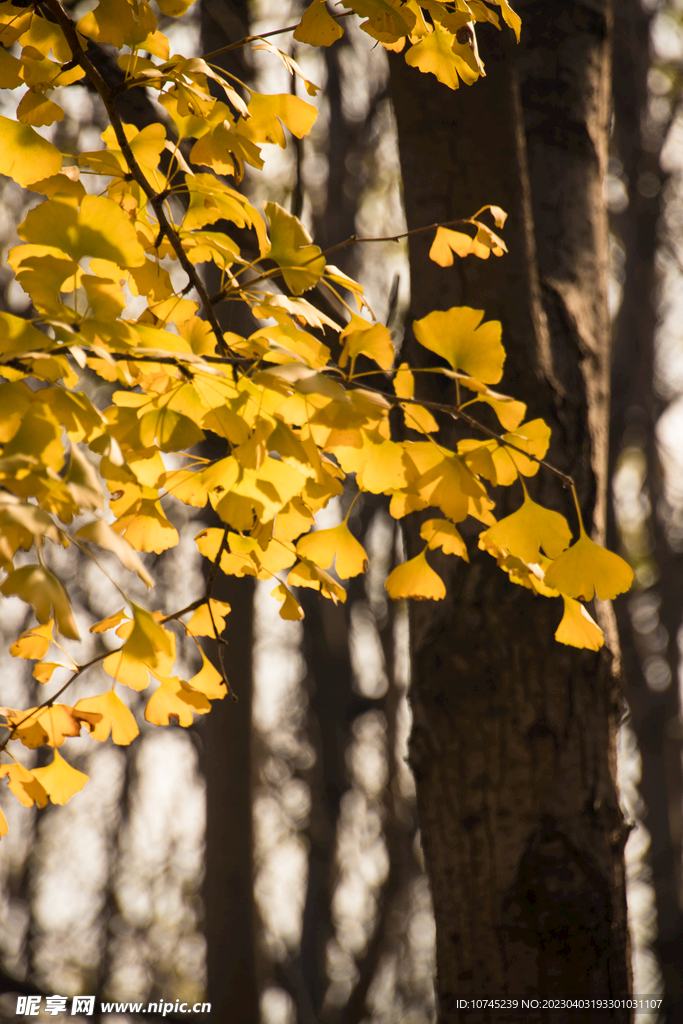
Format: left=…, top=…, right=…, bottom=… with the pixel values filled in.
left=554, top=595, right=604, bottom=651
left=270, top=581, right=305, bottom=620
left=185, top=600, right=232, bottom=637
left=1, top=566, right=79, bottom=639
left=385, top=548, right=446, bottom=600
left=0, top=114, right=61, bottom=186
left=31, top=749, right=88, bottom=805
left=144, top=676, right=211, bottom=727
left=74, top=690, right=140, bottom=745
left=0, top=762, right=48, bottom=808
left=478, top=493, right=572, bottom=564
left=413, top=306, right=505, bottom=384
left=420, top=518, right=468, bottom=560
left=264, top=202, right=326, bottom=295
left=10, top=620, right=54, bottom=660
left=188, top=652, right=227, bottom=700
left=293, top=0, right=344, bottom=45
left=543, top=530, right=635, bottom=601
left=296, top=520, right=369, bottom=578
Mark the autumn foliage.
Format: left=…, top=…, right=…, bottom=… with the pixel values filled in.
left=0, top=0, right=632, bottom=832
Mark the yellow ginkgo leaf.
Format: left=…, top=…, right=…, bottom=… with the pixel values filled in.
left=103, top=649, right=150, bottom=691
left=293, top=0, right=345, bottom=45
left=555, top=596, right=604, bottom=651
left=385, top=548, right=446, bottom=601
left=270, top=581, right=305, bottom=620
left=543, top=531, right=635, bottom=602
left=185, top=600, right=232, bottom=638
left=144, top=677, right=211, bottom=727
left=18, top=194, right=146, bottom=268
left=339, top=319, right=395, bottom=371
left=32, top=662, right=63, bottom=684
left=408, top=444, right=487, bottom=522
left=405, top=27, right=479, bottom=90
left=76, top=520, right=154, bottom=587
left=287, top=560, right=347, bottom=603
left=0, top=763, right=48, bottom=808
left=73, top=690, right=140, bottom=745
left=413, top=306, right=505, bottom=384
left=16, top=91, right=64, bottom=128
left=263, top=202, right=325, bottom=295
left=471, top=391, right=526, bottom=431
left=420, top=518, right=469, bottom=560
left=31, top=749, right=88, bottom=805
left=188, top=652, right=227, bottom=700
left=478, top=494, right=572, bottom=565
left=296, top=521, right=369, bottom=579
left=239, top=93, right=317, bottom=146
left=1, top=567, right=80, bottom=640
left=0, top=114, right=62, bottom=186
left=120, top=603, right=176, bottom=676
left=90, top=608, right=129, bottom=634
left=501, top=419, right=551, bottom=476
left=429, top=226, right=491, bottom=265
left=112, top=499, right=179, bottom=553
left=10, top=620, right=54, bottom=660
left=0, top=806, right=6, bottom=837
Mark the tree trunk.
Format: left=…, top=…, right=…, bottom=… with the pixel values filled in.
left=389, top=1, right=631, bottom=1019
left=199, top=573, right=258, bottom=1023
left=611, top=0, right=683, bottom=1014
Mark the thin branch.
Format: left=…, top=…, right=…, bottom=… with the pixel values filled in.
left=318, top=217, right=478, bottom=261
left=0, top=648, right=115, bottom=754
left=41, top=0, right=234, bottom=359
left=202, top=10, right=354, bottom=60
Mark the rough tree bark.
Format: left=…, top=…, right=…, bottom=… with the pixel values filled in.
left=389, top=0, right=631, bottom=1019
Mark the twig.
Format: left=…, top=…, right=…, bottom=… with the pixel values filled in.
left=202, top=10, right=354, bottom=59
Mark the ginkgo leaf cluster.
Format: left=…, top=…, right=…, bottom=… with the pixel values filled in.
left=0, top=0, right=632, bottom=835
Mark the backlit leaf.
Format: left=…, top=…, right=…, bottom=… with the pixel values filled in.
left=478, top=493, right=572, bottom=565
left=18, top=194, right=146, bottom=268
left=0, top=763, right=48, bottom=808
left=76, top=519, right=154, bottom=587
left=32, top=662, right=63, bottom=684
left=31, top=749, right=88, bottom=805
left=1, top=567, right=79, bottom=639
left=413, top=306, right=505, bottom=384
left=554, top=595, right=604, bottom=651
left=270, top=581, right=305, bottom=620
left=294, top=0, right=344, bottom=45
left=339, top=319, right=394, bottom=371
left=0, top=114, right=61, bottom=186
left=185, top=600, right=232, bottom=637
left=10, top=620, right=54, bottom=660
left=543, top=531, right=635, bottom=601
left=144, top=676, right=211, bottom=727
left=405, top=27, right=479, bottom=90
left=296, top=521, right=369, bottom=578
left=74, top=690, right=140, bottom=744
left=385, top=548, right=446, bottom=600
left=429, top=226, right=491, bottom=264
left=188, top=652, right=227, bottom=700
left=264, top=202, right=326, bottom=295
left=420, top=518, right=468, bottom=560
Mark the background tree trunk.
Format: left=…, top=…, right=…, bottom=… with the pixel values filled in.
left=611, top=0, right=683, bottom=1014
left=389, top=1, right=631, bottom=1018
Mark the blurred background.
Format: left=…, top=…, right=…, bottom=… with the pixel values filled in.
left=0, top=0, right=683, bottom=1019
